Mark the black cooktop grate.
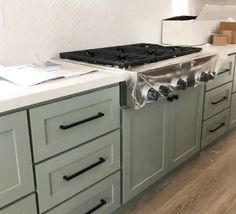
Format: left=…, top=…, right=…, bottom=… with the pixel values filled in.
left=60, top=43, right=202, bottom=69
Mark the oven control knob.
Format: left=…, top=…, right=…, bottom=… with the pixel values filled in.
left=183, top=75, right=195, bottom=87
left=177, top=79, right=187, bottom=90
left=167, top=96, right=174, bottom=102
left=171, top=78, right=187, bottom=90
left=196, top=72, right=209, bottom=82
left=147, top=88, right=161, bottom=101
left=208, top=71, right=215, bottom=80
left=173, top=95, right=179, bottom=100
left=158, top=85, right=171, bottom=97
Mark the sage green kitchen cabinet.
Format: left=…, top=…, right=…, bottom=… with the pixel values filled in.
left=122, top=100, right=170, bottom=203
left=229, top=93, right=236, bottom=130
left=30, top=85, right=120, bottom=162
left=122, top=85, right=204, bottom=203
left=0, top=111, right=34, bottom=208
left=36, top=130, right=120, bottom=213
left=0, top=195, right=37, bottom=214
left=202, top=109, right=229, bottom=148
left=204, top=82, right=232, bottom=120
left=206, top=54, right=235, bottom=91
left=168, top=85, right=204, bottom=170
left=45, top=172, right=120, bottom=214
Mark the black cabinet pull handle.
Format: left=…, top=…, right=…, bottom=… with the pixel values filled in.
left=211, top=96, right=227, bottom=105
left=218, top=68, right=230, bottom=75
left=60, top=112, right=105, bottom=130
left=209, top=123, right=225, bottom=133
left=63, top=157, right=106, bottom=181
left=85, top=199, right=107, bottom=214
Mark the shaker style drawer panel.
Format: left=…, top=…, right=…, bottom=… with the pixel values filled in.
left=46, top=172, right=120, bottom=214
left=204, top=82, right=232, bottom=120
left=30, top=86, right=120, bottom=162
left=0, top=111, right=34, bottom=208
left=0, top=194, right=37, bottom=214
left=229, top=93, right=236, bottom=130
left=36, top=131, right=120, bottom=213
left=202, top=109, right=229, bottom=149
left=207, top=55, right=235, bottom=91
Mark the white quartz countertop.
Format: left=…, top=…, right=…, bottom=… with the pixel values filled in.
left=0, top=66, right=127, bottom=114
left=1, top=43, right=236, bottom=114
left=201, top=44, right=236, bottom=56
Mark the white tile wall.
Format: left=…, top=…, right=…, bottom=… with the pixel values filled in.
left=205, top=0, right=236, bottom=5
left=0, top=0, right=205, bottom=66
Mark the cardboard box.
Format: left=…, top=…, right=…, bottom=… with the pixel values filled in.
left=220, top=22, right=236, bottom=31
left=232, top=31, right=236, bottom=44
left=162, top=5, right=236, bottom=46
left=220, top=22, right=236, bottom=44
left=212, top=34, right=227, bottom=46
left=162, top=16, right=219, bottom=46
left=220, top=30, right=232, bottom=43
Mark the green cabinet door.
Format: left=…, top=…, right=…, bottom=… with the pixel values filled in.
left=122, top=100, right=169, bottom=203
left=168, top=85, right=204, bottom=170
left=0, top=111, right=34, bottom=208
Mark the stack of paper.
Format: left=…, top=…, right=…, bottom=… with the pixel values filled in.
left=0, top=64, right=97, bottom=87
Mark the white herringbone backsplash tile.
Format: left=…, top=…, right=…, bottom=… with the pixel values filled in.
left=0, top=0, right=204, bottom=66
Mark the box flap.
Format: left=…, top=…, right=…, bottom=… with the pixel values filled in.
left=197, top=5, right=236, bottom=21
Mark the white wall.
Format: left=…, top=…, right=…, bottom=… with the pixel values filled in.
left=205, top=0, right=236, bottom=5
left=0, top=0, right=204, bottom=66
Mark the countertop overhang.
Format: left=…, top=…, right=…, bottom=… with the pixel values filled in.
left=1, top=44, right=236, bottom=114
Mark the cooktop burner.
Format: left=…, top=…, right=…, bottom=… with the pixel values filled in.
left=60, top=43, right=202, bottom=69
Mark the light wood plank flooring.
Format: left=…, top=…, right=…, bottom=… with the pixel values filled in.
left=121, top=130, right=236, bottom=214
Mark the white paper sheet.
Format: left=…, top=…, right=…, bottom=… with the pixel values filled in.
left=0, top=64, right=97, bottom=87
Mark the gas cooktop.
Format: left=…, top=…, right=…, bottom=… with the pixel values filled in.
left=60, top=43, right=202, bottom=69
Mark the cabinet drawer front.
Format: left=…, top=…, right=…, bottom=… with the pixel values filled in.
left=202, top=109, right=229, bottom=149
left=36, top=131, right=120, bottom=213
left=0, top=194, right=37, bottom=214
left=0, top=111, right=34, bottom=208
left=30, top=86, right=120, bottom=162
left=207, top=55, right=235, bottom=91
left=204, top=83, right=232, bottom=120
left=46, top=172, right=120, bottom=214
left=230, top=93, right=236, bottom=130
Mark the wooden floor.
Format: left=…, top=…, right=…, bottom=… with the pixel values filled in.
left=121, top=130, right=236, bottom=214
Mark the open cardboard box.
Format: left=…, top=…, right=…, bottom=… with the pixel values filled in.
left=162, top=5, right=236, bottom=46
left=220, top=22, right=236, bottom=43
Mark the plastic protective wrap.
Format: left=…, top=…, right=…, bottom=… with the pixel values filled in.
left=126, top=54, right=217, bottom=109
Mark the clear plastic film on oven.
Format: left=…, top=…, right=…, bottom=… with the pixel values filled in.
left=127, top=54, right=218, bottom=109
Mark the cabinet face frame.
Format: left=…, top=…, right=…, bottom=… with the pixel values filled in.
left=0, top=111, right=34, bottom=208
